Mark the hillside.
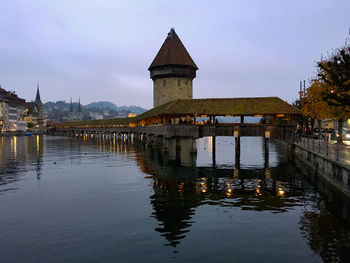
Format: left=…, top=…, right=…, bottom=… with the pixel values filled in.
left=44, top=100, right=147, bottom=122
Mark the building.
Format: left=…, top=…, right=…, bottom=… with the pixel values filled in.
left=321, top=118, right=350, bottom=130
left=68, top=98, right=83, bottom=121
left=149, top=28, right=198, bottom=108
left=128, top=113, right=137, bottom=118
left=0, top=87, right=27, bottom=132
left=26, top=84, right=45, bottom=130
left=0, top=94, right=8, bottom=132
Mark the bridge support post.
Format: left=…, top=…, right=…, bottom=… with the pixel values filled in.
left=264, top=131, right=270, bottom=168
left=177, top=138, right=197, bottom=167
left=234, top=128, right=240, bottom=168
left=212, top=136, right=216, bottom=167
left=147, top=135, right=154, bottom=147
left=153, top=136, right=159, bottom=149
left=167, top=138, right=177, bottom=161
left=162, top=137, right=169, bottom=152
left=240, top=116, right=244, bottom=124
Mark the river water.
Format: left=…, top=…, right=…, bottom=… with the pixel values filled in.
left=0, top=135, right=350, bottom=263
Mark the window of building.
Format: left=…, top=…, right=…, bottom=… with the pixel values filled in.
left=163, top=80, right=166, bottom=87
left=178, top=79, right=181, bottom=87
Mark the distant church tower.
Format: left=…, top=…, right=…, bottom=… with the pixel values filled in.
left=35, top=82, right=44, bottom=127
left=149, top=28, right=198, bottom=108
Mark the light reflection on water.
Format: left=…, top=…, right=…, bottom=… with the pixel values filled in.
left=0, top=135, right=349, bottom=263
left=196, top=136, right=279, bottom=168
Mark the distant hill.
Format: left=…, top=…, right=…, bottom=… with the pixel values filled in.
left=117, top=105, right=147, bottom=114
left=85, top=101, right=147, bottom=114
left=44, top=100, right=148, bottom=122
left=85, top=101, right=118, bottom=111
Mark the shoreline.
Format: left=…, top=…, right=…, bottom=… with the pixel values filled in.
left=0, top=131, right=46, bottom=137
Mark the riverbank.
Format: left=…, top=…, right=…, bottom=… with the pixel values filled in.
left=293, top=142, right=350, bottom=199
left=0, top=131, right=46, bottom=137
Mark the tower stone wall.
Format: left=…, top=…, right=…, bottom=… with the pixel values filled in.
left=153, top=77, right=193, bottom=107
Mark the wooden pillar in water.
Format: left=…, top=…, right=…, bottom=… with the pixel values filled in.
left=162, top=137, right=169, bottom=152
left=177, top=138, right=197, bottom=167
left=240, top=116, right=244, bottom=124
left=264, top=130, right=270, bottom=168
left=153, top=135, right=159, bottom=149
left=234, top=129, right=240, bottom=168
left=212, top=136, right=216, bottom=167
left=168, top=138, right=177, bottom=161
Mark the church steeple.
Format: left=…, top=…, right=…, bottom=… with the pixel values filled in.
left=70, top=97, right=73, bottom=112
left=35, top=81, right=42, bottom=105
left=78, top=97, right=81, bottom=112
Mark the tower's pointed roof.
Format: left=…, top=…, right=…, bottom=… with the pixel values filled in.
left=70, top=97, right=73, bottom=112
left=149, top=28, right=198, bottom=70
left=35, top=82, right=42, bottom=105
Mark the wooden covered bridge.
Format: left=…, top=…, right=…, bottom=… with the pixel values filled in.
left=51, top=96, right=301, bottom=166
left=52, top=96, right=300, bottom=137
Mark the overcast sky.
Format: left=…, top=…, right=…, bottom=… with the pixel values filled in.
left=0, top=0, right=349, bottom=109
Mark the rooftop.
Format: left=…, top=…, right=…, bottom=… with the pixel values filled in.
left=0, top=87, right=26, bottom=104
left=148, top=28, right=198, bottom=71
left=135, top=97, right=301, bottom=120
left=55, top=97, right=301, bottom=127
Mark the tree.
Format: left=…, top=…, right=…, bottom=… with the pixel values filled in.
left=293, top=98, right=309, bottom=132
left=303, top=79, right=334, bottom=138
left=27, top=122, right=34, bottom=130
left=317, top=44, right=350, bottom=143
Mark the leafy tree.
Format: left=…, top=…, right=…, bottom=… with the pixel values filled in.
left=317, top=44, right=350, bottom=143
left=303, top=79, right=334, bottom=138
left=27, top=122, right=34, bottom=130
left=293, top=98, right=309, bottom=132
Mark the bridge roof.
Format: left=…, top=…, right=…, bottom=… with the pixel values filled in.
left=136, top=97, right=301, bottom=120
left=54, top=97, right=300, bottom=128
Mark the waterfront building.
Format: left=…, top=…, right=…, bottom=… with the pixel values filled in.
left=149, top=28, right=198, bottom=108
left=0, top=87, right=27, bottom=132
left=320, top=118, right=350, bottom=130
left=0, top=94, right=8, bottom=132
left=26, top=84, right=45, bottom=130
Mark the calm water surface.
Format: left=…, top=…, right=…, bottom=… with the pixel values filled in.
left=0, top=135, right=350, bottom=263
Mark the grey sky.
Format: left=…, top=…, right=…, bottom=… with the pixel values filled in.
left=0, top=0, right=349, bottom=109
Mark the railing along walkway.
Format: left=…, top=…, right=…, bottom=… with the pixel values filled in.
left=296, top=137, right=350, bottom=166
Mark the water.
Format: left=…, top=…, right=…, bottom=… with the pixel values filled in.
left=0, top=135, right=350, bottom=263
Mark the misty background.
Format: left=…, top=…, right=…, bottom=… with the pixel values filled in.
left=0, top=0, right=349, bottom=108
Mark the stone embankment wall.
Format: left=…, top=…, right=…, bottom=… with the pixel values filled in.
left=293, top=143, right=350, bottom=198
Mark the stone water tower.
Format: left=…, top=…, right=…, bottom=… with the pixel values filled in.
left=149, top=28, right=198, bottom=108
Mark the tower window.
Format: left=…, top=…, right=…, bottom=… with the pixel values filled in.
left=163, top=80, right=166, bottom=87
left=178, top=80, right=181, bottom=87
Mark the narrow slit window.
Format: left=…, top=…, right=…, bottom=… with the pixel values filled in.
left=163, top=80, right=166, bottom=87
left=178, top=80, right=181, bottom=87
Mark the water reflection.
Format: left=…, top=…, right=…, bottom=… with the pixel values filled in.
left=136, top=149, right=303, bottom=247
left=0, top=135, right=44, bottom=187
left=131, top=138, right=350, bottom=261
left=299, top=206, right=350, bottom=263
left=78, top=134, right=350, bottom=260
left=0, top=135, right=349, bottom=262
